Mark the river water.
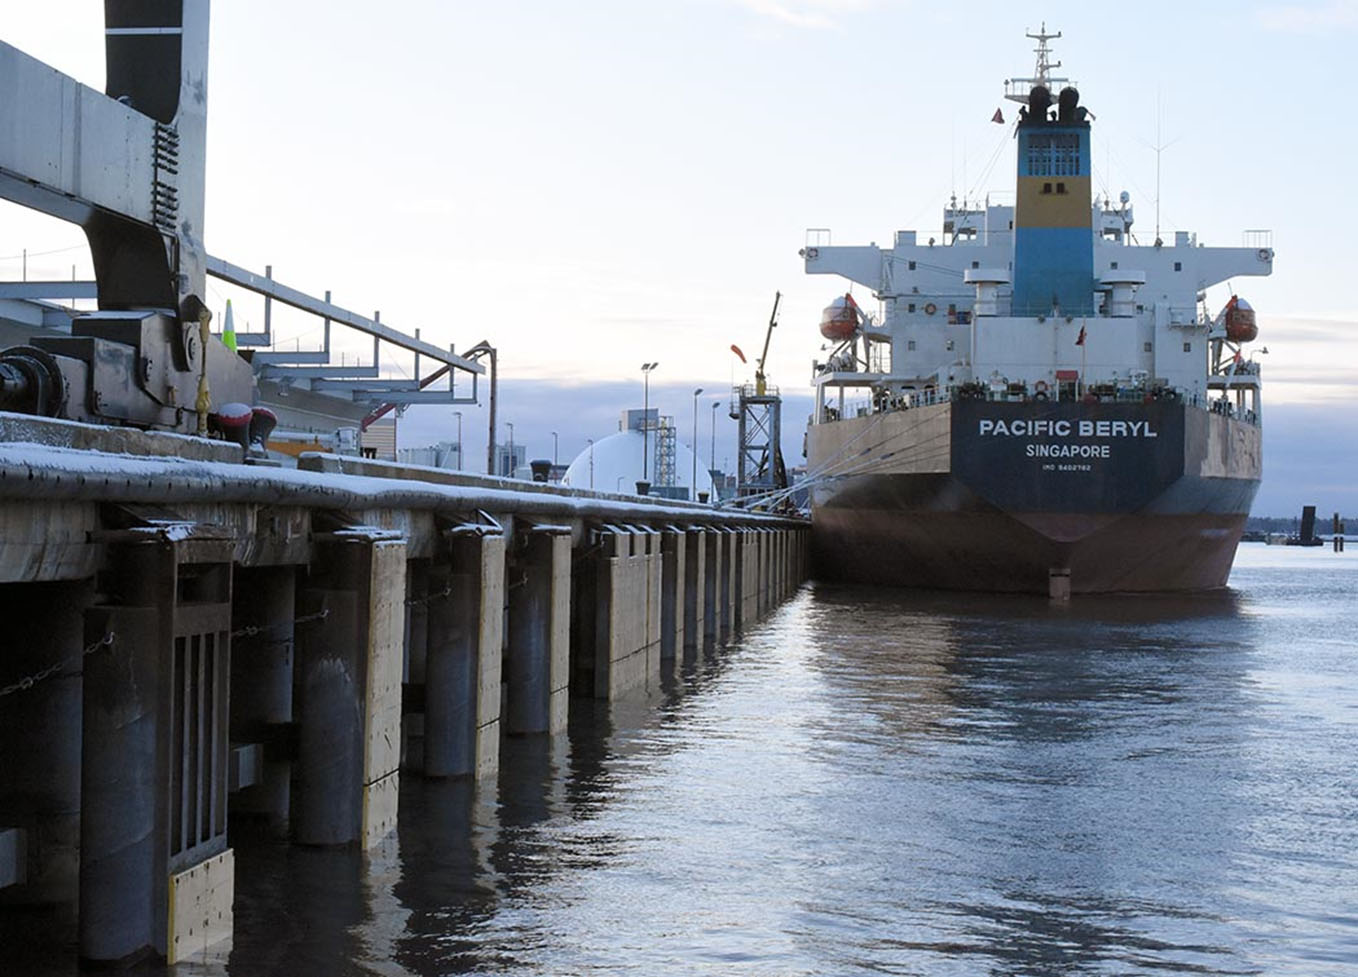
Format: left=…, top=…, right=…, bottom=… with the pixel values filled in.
left=14, top=544, right=1358, bottom=975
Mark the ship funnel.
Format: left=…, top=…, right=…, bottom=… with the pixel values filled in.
left=1057, top=86, right=1080, bottom=122
left=1028, top=85, right=1052, bottom=120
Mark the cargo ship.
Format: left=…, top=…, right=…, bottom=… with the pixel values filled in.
left=800, top=28, right=1271, bottom=596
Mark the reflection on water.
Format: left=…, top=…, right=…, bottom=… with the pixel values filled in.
left=6, top=547, right=1356, bottom=975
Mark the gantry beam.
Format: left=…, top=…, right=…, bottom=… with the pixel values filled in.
left=0, top=42, right=158, bottom=228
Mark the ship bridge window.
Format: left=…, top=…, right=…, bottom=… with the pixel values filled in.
left=1174, top=261, right=1182, bottom=271
left=1183, top=341, right=1192, bottom=352
left=908, top=303, right=916, bottom=312
left=907, top=340, right=917, bottom=351
left=908, top=260, right=916, bottom=270
left=1026, top=133, right=1081, bottom=177
left=1144, top=341, right=1153, bottom=352
left=1111, top=261, right=1118, bottom=269
left=971, top=261, right=979, bottom=269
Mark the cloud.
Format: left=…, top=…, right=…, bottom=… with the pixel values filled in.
left=1256, top=0, right=1358, bottom=32
left=732, top=0, right=873, bottom=29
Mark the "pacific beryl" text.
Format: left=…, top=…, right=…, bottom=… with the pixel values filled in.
left=977, top=419, right=1157, bottom=438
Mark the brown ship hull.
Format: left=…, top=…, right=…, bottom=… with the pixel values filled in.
left=807, top=400, right=1260, bottom=594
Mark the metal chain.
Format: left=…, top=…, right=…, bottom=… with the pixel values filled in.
left=229, top=607, right=330, bottom=642
left=405, top=584, right=452, bottom=608
left=0, top=631, right=116, bottom=699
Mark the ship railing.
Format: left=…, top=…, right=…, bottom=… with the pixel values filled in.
left=822, top=383, right=1260, bottom=426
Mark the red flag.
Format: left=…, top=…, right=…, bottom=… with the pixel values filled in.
left=730, top=344, right=747, bottom=363
left=991, top=108, right=1004, bottom=124
left=1075, top=325, right=1087, bottom=346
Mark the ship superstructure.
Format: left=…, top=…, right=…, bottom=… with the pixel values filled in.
left=800, top=29, right=1272, bottom=595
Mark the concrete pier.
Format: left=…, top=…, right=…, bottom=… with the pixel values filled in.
left=704, top=528, right=728, bottom=650
left=505, top=526, right=571, bottom=735
left=229, top=566, right=295, bottom=835
left=293, top=530, right=404, bottom=849
left=0, top=580, right=90, bottom=906
left=682, top=528, right=707, bottom=657
left=0, top=430, right=808, bottom=966
left=423, top=532, right=504, bottom=779
left=590, top=527, right=663, bottom=699
left=718, top=529, right=736, bottom=642
left=659, top=527, right=686, bottom=662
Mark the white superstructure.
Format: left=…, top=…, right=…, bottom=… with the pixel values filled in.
left=802, top=30, right=1273, bottom=426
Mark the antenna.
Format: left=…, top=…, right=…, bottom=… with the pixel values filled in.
left=1155, top=91, right=1162, bottom=244
left=1145, top=91, right=1184, bottom=245
left=1027, top=22, right=1062, bottom=88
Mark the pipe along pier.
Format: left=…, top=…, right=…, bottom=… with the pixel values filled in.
left=0, top=417, right=808, bottom=966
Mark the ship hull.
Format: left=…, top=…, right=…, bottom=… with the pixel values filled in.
left=807, top=400, right=1260, bottom=594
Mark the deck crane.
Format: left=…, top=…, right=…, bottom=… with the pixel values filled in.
left=755, top=291, right=781, bottom=396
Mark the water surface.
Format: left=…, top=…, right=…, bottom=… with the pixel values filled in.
left=15, top=545, right=1358, bottom=975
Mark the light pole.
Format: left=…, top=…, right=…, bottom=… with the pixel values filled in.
left=641, top=362, right=658, bottom=481
left=587, top=438, right=595, bottom=489
left=506, top=421, right=514, bottom=478
left=464, top=341, right=497, bottom=476
left=454, top=411, right=463, bottom=470
left=710, top=399, right=719, bottom=473
left=551, top=430, right=558, bottom=466
left=691, top=387, right=703, bottom=497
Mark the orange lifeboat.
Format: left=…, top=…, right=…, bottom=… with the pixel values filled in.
left=820, top=293, right=860, bottom=341
left=1223, top=295, right=1258, bottom=343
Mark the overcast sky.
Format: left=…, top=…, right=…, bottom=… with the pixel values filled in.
left=2, top=1, right=1355, bottom=514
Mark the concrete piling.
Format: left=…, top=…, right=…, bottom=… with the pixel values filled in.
left=505, top=527, right=571, bottom=735
left=740, top=530, right=760, bottom=626
left=682, top=528, right=706, bottom=657
left=229, top=566, right=295, bottom=835
left=0, top=580, right=90, bottom=907
left=659, top=527, right=686, bottom=662
left=424, top=532, right=504, bottom=779
left=79, top=527, right=236, bottom=965
left=293, top=532, right=405, bottom=849
left=703, top=530, right=721, bottom=650
left=718, top=529, right=736, bottom=642
left=590, top=527, right=662, bottom=699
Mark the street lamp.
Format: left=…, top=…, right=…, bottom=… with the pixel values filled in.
left=641, top=362, right=659, bottom=480
left=551, top=430, right=559, bottom=466
left=454, top=411, right=463, bottom=470
left=691, top=387, right=703, bottom=498
left=506, top=421, right=514, bottom=478
left=710, top=400, right=719, bottom=474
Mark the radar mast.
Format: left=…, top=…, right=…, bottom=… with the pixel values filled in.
left=1004, top=23, right=1073, bottom=104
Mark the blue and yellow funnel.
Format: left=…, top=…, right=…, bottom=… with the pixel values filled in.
left=1011, top=85, right=1093, bottom=316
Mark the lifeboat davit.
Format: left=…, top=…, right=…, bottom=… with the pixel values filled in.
left=1222, top=295, right=1258, bottom=343
left=820, top=293, right=860, bottom=341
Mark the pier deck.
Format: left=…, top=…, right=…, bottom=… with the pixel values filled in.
left=0, top=416, right=807, bottom=965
